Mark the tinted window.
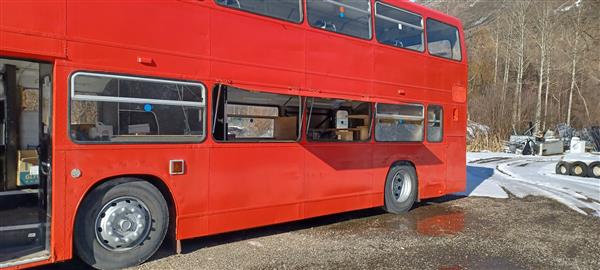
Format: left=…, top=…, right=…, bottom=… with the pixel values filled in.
left=307, top=0, right=372, bottom=39
left=427, top=19, right=462, bottom=60
left=375, top=2, right=423, bottom=51
left=215, top=0, right=303, bottom=23
left=427, top=105, right=443, bottom=142
left=375, top=103, right=424, bottom=142
left=306, top=98, right=371, bottom=142
left=70, top=73, right=205, bottom=143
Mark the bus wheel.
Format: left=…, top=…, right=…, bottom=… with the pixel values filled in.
left=383, top=164, right=417, bottom=214
left=569, top=162, right=588, bottom=177
left=588, top=162, right=600, bottom=178
left=75, top=179, right=169, bottom=269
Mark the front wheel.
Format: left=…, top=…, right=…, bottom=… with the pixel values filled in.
left=75, top=179, right=169, bottom=270
left=383, top=164, right=418, bottom=214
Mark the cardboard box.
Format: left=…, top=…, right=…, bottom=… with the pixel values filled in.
left=17, top=150, right=39, bottom=186
left=336, top=130, right=354, bottom=141
left=274, top=116, right=297, bottom=140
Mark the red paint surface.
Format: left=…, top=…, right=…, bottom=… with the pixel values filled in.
left=0, top=0, right=466, bottom=268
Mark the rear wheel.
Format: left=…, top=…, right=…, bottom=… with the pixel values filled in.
left=587, top=162, right=600, bottom=178
left=383, top=163, right=417, bottom=214
left=569, top=162, right=588, bottom=177
left=555, top=161, right=571, bottom=175
left=75, top=179, right=168, bottom=270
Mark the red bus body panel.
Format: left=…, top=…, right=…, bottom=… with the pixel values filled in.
left=0, top=0, right=467, bottom=268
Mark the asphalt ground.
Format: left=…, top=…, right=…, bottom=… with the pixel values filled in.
left=37, top=195, right=600, bottom=270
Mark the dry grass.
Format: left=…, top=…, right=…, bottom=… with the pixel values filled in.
left=467, top=133, right=505, bottom=152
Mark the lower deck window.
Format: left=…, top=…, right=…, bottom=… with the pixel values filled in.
left=375, top=103, right=424, bottom=142
left=306, top=98, right=371, bottom=142
left=70, top=73, right=206, bottom=143
left=427, top=105, right=443, bottom=142
left=212, top=85, right=301, bottom=141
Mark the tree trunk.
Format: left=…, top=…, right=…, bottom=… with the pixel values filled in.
left=567, top=5, right=582, bottom=127
left=512, top=4, right=527, bottom=132
left=543, top=53, right=551, bottom=131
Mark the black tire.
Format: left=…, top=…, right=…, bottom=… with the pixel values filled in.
left=587, top=162, right=600, bottom=178
left=383, top=163, right=418, bottom=214
left=555, top=161, right=571, bottom=175
left=569, top=161, right=588, bottom=177
left=74, top=179, right=169, bottom=270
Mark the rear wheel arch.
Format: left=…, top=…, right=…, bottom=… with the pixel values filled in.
left=72, top=175, right=177, bottom=256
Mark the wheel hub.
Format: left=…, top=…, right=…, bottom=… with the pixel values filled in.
left=95, top=197, right=151, bottom=251
left=594, top=166, right=600, bottom=176
left=391, top=171, right=412, bottom=203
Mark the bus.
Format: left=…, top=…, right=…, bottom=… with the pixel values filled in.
left=0, top=0, right=467, bottom=268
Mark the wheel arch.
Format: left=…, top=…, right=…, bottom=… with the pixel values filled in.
left=72, top=174, right=178, bottom=253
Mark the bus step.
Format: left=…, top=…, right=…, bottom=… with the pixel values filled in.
left=0, top=223, right=44, bottom=248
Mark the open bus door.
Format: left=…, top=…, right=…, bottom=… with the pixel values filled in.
left=0, top=58, right=52, bottom=267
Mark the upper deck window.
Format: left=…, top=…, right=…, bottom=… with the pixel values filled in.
left=426, top=19, right=462, bottom=61
left=70, top=73, right=206, bottom=143
left=375, top=2, right=424, bottom=52
left=307, top=0, right=372, bottom=40
left=215, top=0, right=303, bottom=23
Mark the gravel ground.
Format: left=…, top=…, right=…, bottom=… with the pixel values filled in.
left=39, top=196, right=600, bottom=270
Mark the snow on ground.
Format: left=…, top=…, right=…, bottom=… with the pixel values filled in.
left=460, top=152, right=600, bottom=216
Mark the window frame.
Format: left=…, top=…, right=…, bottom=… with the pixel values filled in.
left=68, top=71, right=207, bottom=144
left=214, top=0, right=305, bottom=24
left=425, top=18, right=463, bottom=62
left=426, top=104, right=443, bottom=143
left=374, top=1, right=425, bottom=53
left=211, top=85, right=303, bottom=143
left=374, top=102, right=425, bottom=143
left=306, top=0, right=373, bottom=40
left=305, top=97, right=373, bottom=143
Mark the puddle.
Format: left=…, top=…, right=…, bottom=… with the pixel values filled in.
left=324, top=202, right=467, bottom=237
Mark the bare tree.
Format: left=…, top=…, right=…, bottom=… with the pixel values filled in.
left=511, top=1, right=529, bottom=132
left=533, top=2, right=552, bottom=134
left=566, top=1, right=582, bottom=126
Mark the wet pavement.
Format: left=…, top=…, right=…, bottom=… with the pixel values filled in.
left=38, top=195, right=600, bottom=270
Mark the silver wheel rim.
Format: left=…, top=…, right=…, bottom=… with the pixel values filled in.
left=593, top=166, right=600, bottom=177
left=391, top=170, right=412, bottom=203
left=95, top=196, right=151, bottom=251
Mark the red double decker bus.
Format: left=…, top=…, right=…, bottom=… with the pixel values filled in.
left=0, top=0, right=467, bottom=268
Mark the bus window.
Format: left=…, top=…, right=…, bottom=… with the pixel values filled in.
left=375, top=2, right=423, bottom=52
left=427, top=105, right=443, bottom=142
left=215, top=0, right=303, bottom=23
left=375, top=103, right=424, bottom=142
left=307, top=0, right=372, bottom=39
left=426, top=19, right=462, bottom=61
left=306, top=98, right=371, bottom=142
left=212, top=85, right=301, bottom=141
left=70, top=73, right=206, bottom=143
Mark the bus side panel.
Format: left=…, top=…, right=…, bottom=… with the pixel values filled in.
left=209, top=8, right=305, bottom=91
left=446, top=136, right=467, bottom=194
left=66, top=1, right=209, bottom=57
left=206, top=144, right=304, bottom=235
left=303, top=144, right=376, bottom=218
left=0, top=1, right=66, bottom=58
left=306, top=31, right=372, bottom=98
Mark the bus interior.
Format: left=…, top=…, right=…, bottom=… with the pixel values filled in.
left=0, top=58, right=52, bottom=265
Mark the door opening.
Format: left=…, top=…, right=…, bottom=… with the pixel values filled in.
left=0, top=58, right=52, bottom=267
